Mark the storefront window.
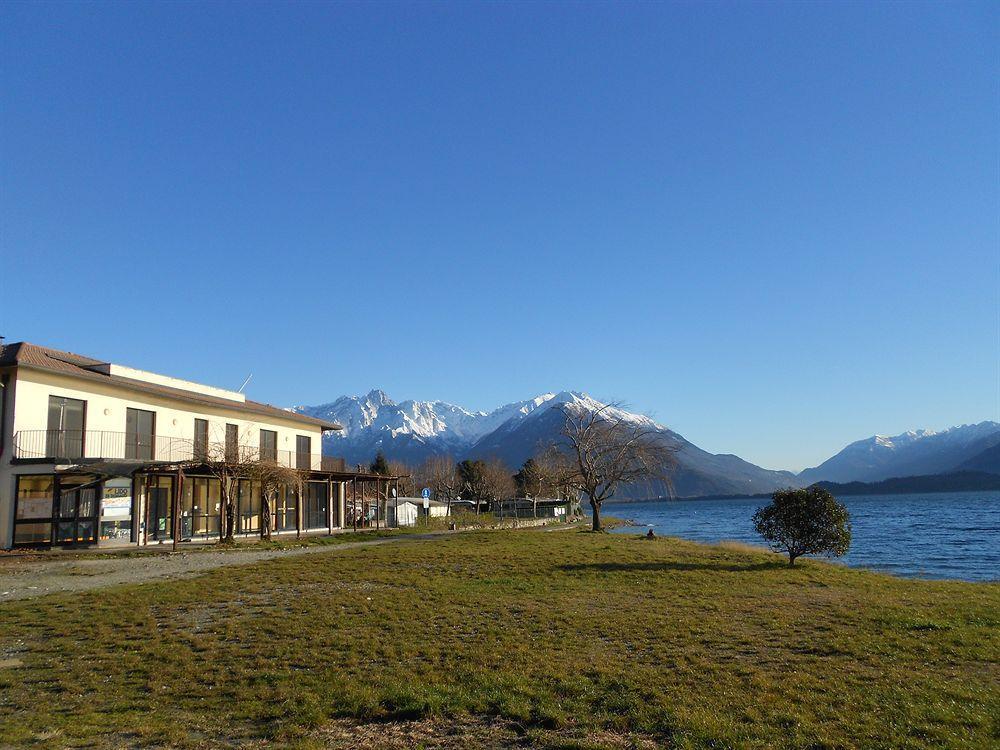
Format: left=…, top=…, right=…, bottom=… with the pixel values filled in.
left=180, top=477, right=221, bottom=540
left=14, top=475, right=54, bottom=545
left=99, top=477, right=132, bottom=544
left=15, top=476, right=54, bottom=519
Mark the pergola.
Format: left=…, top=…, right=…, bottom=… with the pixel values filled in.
left=63, top=460, right=402, bottom=551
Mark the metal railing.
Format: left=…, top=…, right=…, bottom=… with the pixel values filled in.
left=13, top=429, right=338, bottom=471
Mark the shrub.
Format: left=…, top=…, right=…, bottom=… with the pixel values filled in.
left=752, top=487, right=851, bottom=566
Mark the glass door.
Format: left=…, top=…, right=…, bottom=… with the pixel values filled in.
left=305, top=481, right=328, bottom=529
left=147, top=479, right=173, bottom=541
left=54, top=478, right=98, bottom=546
left=46, top=396, right=86, bottom=459
left=296, top=435, right=311, bottom=469
left=237, top=479, right=260, bottom=535
left=126, top=408, right=156, bottom=460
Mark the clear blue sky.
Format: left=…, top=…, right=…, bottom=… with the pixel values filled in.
left=2, top=2, right=997, bottom=471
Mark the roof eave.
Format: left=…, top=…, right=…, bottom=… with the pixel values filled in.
left=14, top=362, right=339, bottom=431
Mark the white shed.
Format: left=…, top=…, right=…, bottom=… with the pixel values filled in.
left=387, top=497, right=450, bottom=527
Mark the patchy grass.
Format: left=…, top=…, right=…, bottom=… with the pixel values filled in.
left=0, top=530, right=996, bottom=749
left=0, top=529, right=421, bottom=566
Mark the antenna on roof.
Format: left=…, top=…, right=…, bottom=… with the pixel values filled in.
left=238, top=373, right=253, bottom=393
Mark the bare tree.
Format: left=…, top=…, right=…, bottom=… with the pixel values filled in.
left=551, top=401, right=676, bottom=532
left=534, top=447, right=580, bottom=503
left=419, top=455, right=460, bottom=513
left=244, top=460, right=303, bottom=541
left=197, top=433, right=261, bottom=543
left=387, top=460, right=416, bottom=496
left=480, top=458, right=516, bottom=516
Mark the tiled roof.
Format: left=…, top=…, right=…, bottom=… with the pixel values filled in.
left=0, top=342, right=341, bottom=431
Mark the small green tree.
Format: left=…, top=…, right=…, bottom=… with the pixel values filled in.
left=753, top=487, right=852, bottom=566
left=370, top=451, right=391, bottom=476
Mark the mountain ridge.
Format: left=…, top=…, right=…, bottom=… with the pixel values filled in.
left=797, top=421, right=1000, bottom=484
left=293, top=390, right=801, bottom=497
left=293, top=392, right=999, bottom=495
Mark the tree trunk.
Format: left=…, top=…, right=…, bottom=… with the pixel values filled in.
left=788, top=553, right=797, bottom=567
left=591, top=499, right=602, bottom=532
left=225, top=498, right=236, bottom=543
left=261, top=492, right=272, bottom=541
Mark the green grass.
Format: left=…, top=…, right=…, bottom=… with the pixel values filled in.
left=0, top=530, right=996, bottom=749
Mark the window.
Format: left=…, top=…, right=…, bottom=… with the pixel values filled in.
left=14, top=475, right=55, bottom=545
left=99, top=477, right=132, bottom=544
left=125, top=408, right=156, bottom=460
left=225, top=424, right=238, bottom=462
left=180, top=477, right=221, bottom=540
left=296, top=435, right=312, bottom=470
left=46, top=395, right=86, bottom=458
left=194, top=418, right=209, bottom=460
left=260, top=429, right=277, bottom=462
left=15, top=475, right=54, bottom=519
left=0, top=375, right=7, bottom=456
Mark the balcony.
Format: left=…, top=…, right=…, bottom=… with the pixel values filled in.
left=12, top=429, right=343, bottom=472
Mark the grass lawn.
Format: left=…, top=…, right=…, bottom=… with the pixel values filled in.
left=0, top=529, right=997, bottom=749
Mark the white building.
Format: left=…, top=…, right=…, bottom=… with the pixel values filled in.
left=386, top=497, right=450, bottom=527
left=0, top=342, right=397, bottom=549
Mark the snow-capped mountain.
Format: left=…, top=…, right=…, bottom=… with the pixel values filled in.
left=797, top=422, right=1000, bottom=484
left=293, top=390, right=802, bottom=497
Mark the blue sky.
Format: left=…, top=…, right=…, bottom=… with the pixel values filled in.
left=2, top=2, right=997, bottom=471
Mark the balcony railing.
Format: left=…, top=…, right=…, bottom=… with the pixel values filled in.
left=13, top=429, right=342, bottom=472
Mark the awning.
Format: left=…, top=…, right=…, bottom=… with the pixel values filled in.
left=55, top=461, right=146, bottom=478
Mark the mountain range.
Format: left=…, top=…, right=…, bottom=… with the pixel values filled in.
left=797, top=422, right=1000, bottom=484
left=292, top=391, right=999, bottom=498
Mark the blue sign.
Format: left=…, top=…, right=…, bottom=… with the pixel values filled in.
left=421, top=487, right=431, bottom=499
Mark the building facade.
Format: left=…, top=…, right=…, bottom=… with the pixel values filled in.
left=0, top=342, right=395, bottom=549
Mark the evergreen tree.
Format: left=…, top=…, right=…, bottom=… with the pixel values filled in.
left=370, top=451, right=391, bottom=475
left=457, top=459, right=488, bottom=502
left=514, top=458, right=542, bottom=497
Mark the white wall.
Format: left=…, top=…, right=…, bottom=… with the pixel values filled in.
left=0, top=367, right=329, bottom=547
left=10, top=368, right=324, bottom=457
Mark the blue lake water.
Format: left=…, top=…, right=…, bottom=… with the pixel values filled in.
left=605, top=491, right=999, bottom=582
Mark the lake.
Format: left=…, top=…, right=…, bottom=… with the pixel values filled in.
left=604, top=491, right=999, bottom=582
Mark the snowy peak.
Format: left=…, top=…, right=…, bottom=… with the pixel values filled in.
left=293, top=389, right=813, bottom=497
left=293, top=389, right=661, bottom=453
left=294, top=389, right=563, bottom=447
left=799, top=421, right=1000, bottom=484
left=545, top=391, right=663, bottom=429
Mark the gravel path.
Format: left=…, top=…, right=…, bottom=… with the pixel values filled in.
left=0, top=532, right=452, bottom=602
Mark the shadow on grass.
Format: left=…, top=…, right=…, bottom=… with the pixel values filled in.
left=558, top=560, right=787, bottom=573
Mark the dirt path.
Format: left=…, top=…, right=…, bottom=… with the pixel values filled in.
left=0, top=532, right=453, bottom=602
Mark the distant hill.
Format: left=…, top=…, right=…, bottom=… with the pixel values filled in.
left=293, top=390, right=803, bottom=498
left=814, top=471, right=1000, bottom=496
left=955, top=442, right=1000, bottom=474
left=797, top=422, right=1000, bottom=484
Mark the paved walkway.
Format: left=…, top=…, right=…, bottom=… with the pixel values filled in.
left=0, top=532, right=453, bottom=602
